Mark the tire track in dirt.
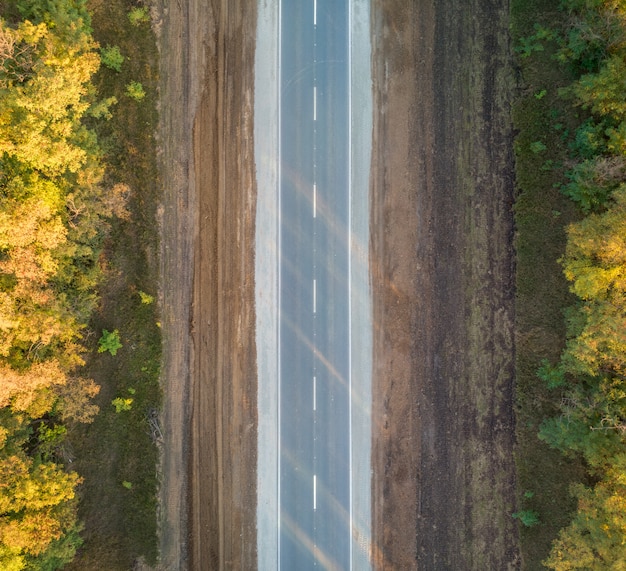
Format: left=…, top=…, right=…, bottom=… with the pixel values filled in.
left=157, top=1, right=257, bottom=569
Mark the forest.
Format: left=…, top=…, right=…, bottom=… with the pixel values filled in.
left=514, top=0, right=626, bottom=567
left=0, top=0, right=128, bottom=568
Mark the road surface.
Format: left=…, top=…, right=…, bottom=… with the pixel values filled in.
left=279, top=0, right=350, bottom=568
left=255, top=0, right=372, bottom=568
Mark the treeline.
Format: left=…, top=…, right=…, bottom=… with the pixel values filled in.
left=0, top=0, right=119, bottom=568
left=520, top=0, right=626, bottom=567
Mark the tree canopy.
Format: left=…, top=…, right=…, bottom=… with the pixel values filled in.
left=0, top=0, right=120, bottom=567
left=527, top=0, right=626, bottom=566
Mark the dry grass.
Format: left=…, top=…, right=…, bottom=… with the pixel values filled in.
left=511, top=0, right=590, bottom=567
left=63, top=0, right=162, bottom=568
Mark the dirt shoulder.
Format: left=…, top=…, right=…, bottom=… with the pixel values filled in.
left=189, top=0, right=258, bottom=568
left=155, top=0, right=195, bottom=567
left=370, top=1, right=519, bottom=568
left=157, top=1, right=257, bottom=569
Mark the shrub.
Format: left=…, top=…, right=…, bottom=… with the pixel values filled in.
left=100, top=45, right=124, bottom=72
left=126, top=81, right=146, bottom=101
left=98, top=329, right=122, bottom=355
left=112, top=397, right=133, bottom=413
left=128, top=6, right=149, bottom=26
left=513, top=510, right=540, bottom=527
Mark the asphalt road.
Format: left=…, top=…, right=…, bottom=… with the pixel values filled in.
left=279, top=0, right=351, bottom=568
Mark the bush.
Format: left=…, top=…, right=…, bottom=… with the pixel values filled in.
left=530, top=140, right=548, bottom=153
left=138, top=290, right=154, bottom=304
left=537, top=359, right=565, bottom=389
left=513, top=510, right=540, bottom=527
left=128, top=6, right=149, bottom=26
left=112, top=397, right=133, bottom=413
left=100, top=45, right=124, bottom=72
left=126, top=80, right=146, bottom=101
left=98, top=329, right=122, bottom=355
left=88, top=96, right=118, bottom=120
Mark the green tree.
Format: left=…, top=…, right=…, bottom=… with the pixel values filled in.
left=574, top=55, right=626, bottom=120
left=99, top=45, right=123, bottom=72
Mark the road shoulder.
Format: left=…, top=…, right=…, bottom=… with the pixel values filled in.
left=370, top=1, right=519, bottom=568
left=157, top=1, right=258, bottom=569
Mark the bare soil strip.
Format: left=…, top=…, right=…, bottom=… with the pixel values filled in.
left=158, top=1, right=257, bottom=569
left=370, top=1, right=519, bottom=568
left=156, top=0, right=197, bottom=566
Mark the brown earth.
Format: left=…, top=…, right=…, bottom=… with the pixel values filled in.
left=188, top=0, right=258, bottom=568
left=156, top=1, right=257, bottom=570
left=370, top=0, right=519, bottom=569
left=157, top=0, right=518, bottom=570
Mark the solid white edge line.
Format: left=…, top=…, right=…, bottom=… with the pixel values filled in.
left=277, top=0, right=282, bottom=568
left=348, top=1, right=353, bottom=569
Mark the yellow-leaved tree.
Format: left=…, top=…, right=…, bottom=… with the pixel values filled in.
left=0, top=1, right=113, bottom=567
left=0, top=450, right=82, bottom=569
left=0, top=18, right=99, bottom=175
left=561, top=185, right=626, bottom=377
left=545, top=455, right=626, bottom=570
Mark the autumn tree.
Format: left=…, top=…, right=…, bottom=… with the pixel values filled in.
left=560, top=184, right=626, bottom=377
left=529, top=1, right=626, bottom=566
left=0, top=453, right=82, bottom=569
left=0, top=18, right=99, bottom=176
left=0, top=1, right=124, bottom=567
left=0, top=406, right=83, bottom=570
left=0, top=361, right=65, bottom=414
left=545, top=456, right=626, bottom=569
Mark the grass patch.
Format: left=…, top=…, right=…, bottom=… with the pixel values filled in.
left=64, top=0, right=162, bottom=568
left=511, top=0, right=589, bottom=567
